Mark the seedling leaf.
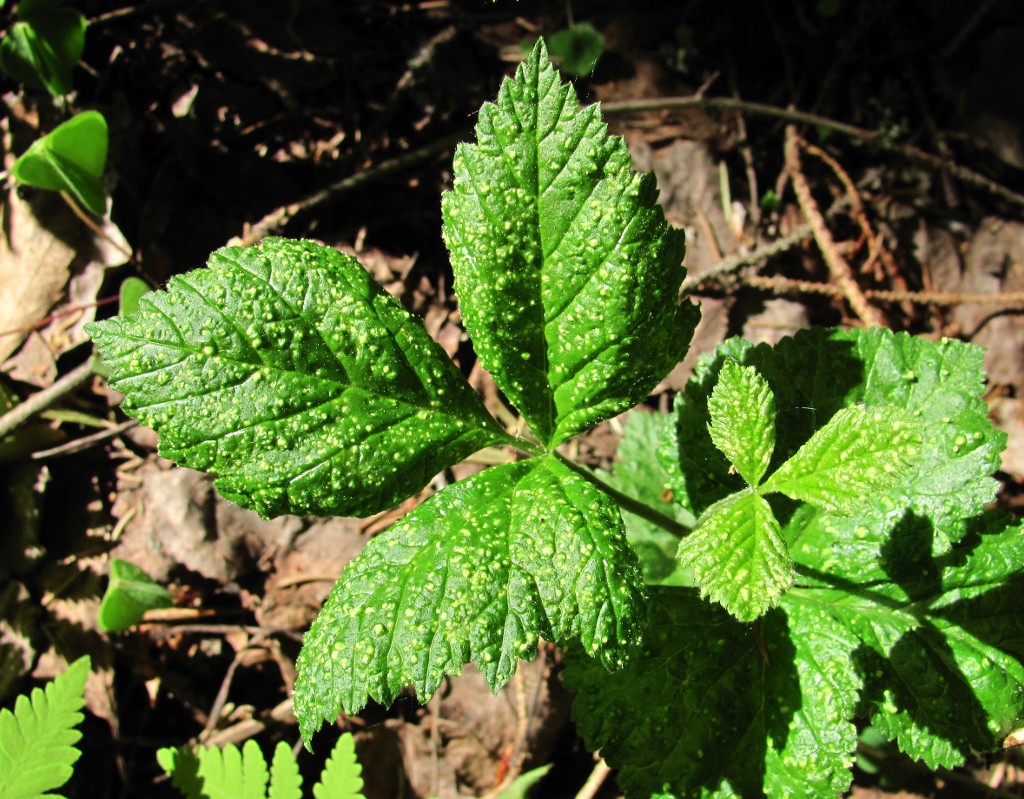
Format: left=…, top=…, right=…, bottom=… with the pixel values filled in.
left=293, top=454, right=645, bottom=744
left=311, top=732, right=364, bottom=799
left=442, top=40, right=696, bottom=447
left=12, top=110, right=107, bottom=215
left=98, top=557, right=174, bottom=633
left=707, top=358, right=775, bottom=486
left=677, top=489, right=792, bottom=621
left=87, top=238, right=509, bottom=519
left=0, top=3, right=86, bottom=96
left=761, top=404, right=921, bottom=513
left=0, top=655, right=90, bottom=799
left=546, top=23, right=604, bottom=76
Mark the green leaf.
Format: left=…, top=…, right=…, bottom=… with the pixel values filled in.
left=494, top=764, right=552, bottom=798
left=663, top=328, right=1004, bottom=550
left=706, top=359, right=775, bottom=486
left=87, top=238, right=509, bottom=519
left=677, top=489, right=792, bottom=621
left=567, top=588, right=861, bottom=798
left=267, top=742, right=301, bottom=799
left=0, top=655, right=90, bottom=799
left=761, top=404, right=921, bottom=513
left=293, top=454, right=645, bottom=744
left=98, top=558, right=174, bottom=633
left=197, top=741, right=269, bottom=799
left=598, top=410, right=693, bottom=586
left=546, top=23, right=604, bottom=76
left=0, top=4, right=86, bottom=96
left=442, top=39, right=697, bottom=448
left=312, top=733, right=364, bottom=799
left=789, top=516, right=1024, bottom=769
left=118, top=277, right=151, bottom=317
left=157, top=747, right=203, bottom=799
left=12, top=110, right=107, bottom=215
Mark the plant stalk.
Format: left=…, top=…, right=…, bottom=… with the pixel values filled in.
left=554, top=452, right=691, bottom=538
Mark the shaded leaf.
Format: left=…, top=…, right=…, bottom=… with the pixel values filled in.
left=98, top=558, right=173, bottom=633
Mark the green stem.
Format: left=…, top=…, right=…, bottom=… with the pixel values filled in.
left=554, top=452, right=692, bottom=538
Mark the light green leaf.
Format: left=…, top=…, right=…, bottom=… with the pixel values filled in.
left=707, top=359, right=775, bottom=486
left=157, top=747, right=202, bottom=799
left=266, top=742, right=301, bottom=799
left=0, top=655, right=90, bottom=799
left=494, top=764, right=552, bottom=798
left=12, top=110, right=107, bottom=215
left=761, top=404, right=921, bottom=513
left=312, top=733, right=364, bottom=799
left=677, top=490, right=792, bottom=621
left=442, top=39, right=696, bottom=448
left=293, top=454, right=645, bottom=744
left=87, top=238, right=509, bottom=519
left=98, top=558, right=173, bottom=633
left=663, top=328, right=1003, bottom=550
left=118, top=277, right=151, bottom=317
left=0, top=3, right=86, bottom=96
left=566, top=588, right=861, bottom=798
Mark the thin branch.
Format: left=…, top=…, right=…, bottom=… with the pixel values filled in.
left=238, top=134, right=462, bottom=246
left=0, top=359, right=97, bottom=440
left=784, top=126, right=885, bottom=327
left=601, top=95, right=1024, bottom=210
left=574, top=757, right=613, bottom=799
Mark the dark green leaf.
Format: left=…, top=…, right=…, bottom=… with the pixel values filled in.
left=88, top=238, right=509, bottom=519
left=546, top=23, right=605, bottom=76
left=598, top=410, right=693, bottom=585
left=442, top=40, right=697, bottom=448
left=98, top=558, right=173, bottom=633
left=293, top=455, right=645, bottom=744
left=12, top=110, right=107, bottom=215
left=0, top=5, right=85, bottom=96
left=567, top=588, right=861, bottom=798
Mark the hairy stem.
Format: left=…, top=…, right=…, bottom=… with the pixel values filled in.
left=554, top=452, right=692, bottom=538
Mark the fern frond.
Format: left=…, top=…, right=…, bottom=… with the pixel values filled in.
left=267, top=741, right=301, bottom=799
left=312, top=733, right=364, bottom=799
left=0, top=656, right=90, bottom=799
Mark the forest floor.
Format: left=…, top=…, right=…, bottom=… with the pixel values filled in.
left=2, top=1, right=1024, bottom=797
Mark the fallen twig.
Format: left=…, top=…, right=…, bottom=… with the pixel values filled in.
left=0, top=359, right=97, bottom=440
left=601, top=95, right=1024, bottom=211
left=784, top=125, right=885, bottom=327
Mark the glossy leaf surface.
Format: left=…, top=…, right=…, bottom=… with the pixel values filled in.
left=442, top=40, right=696, bottom=447
left=294, top=455, right=645, bottom=744
left=88, top=238, right=507, bottom=519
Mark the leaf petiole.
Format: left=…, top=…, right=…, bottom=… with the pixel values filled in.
left=554, top=452, right=691, bottom=538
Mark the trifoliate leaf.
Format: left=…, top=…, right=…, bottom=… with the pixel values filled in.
left=677, top=489, right=792, bottom=621
left=598, top=410, right=693, bottom=585
left=98, top=558, right=174, bottom=633
left=789, top=516, right=1024, bottom=769
left=442, top=40, right=697, bottom=448
left=567, top=588, right=861, bottom=798
left=268, top=741, right=301, bottom=799
left=761, top=405, right=921, bottom=513
left=88, top=238, right=509, bottom=519
left=312, top=733, right=365, bottom=799
left=707, top=359, right=775, bottom=486
left=663, top=328, right=1003, bottom=549
left=293, top=454, right=645, bottom=744
left=12, top=110, right=107, bottom=215
left=0, top=655, right=90, bottom=799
